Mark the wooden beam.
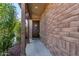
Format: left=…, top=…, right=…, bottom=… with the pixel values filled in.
left=20, top=3, right=26, bottom=56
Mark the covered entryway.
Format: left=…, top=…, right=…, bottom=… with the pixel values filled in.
left=20, top=3, right=52, bottom=56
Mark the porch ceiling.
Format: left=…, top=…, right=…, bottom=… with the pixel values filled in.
left=26, top=3, right=48, bottom=20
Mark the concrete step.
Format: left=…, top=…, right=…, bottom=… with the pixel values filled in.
left=26, top=39, right=52, bottom=56
left=70, top=21, right=79, bottom=27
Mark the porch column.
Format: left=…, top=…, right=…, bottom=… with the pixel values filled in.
left=28, top=19, right=32, bottom=42
left=20, top=3, right=26, bottom=56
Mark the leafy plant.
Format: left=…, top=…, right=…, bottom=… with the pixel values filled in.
left=0, top=3, right=18, bottom=55
left=14, top=20, right=21, bottom=43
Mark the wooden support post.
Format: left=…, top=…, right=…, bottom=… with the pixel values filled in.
left=20, top=3, right=26, bottom=56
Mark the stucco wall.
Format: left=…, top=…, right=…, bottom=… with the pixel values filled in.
left=40, top=3, right=79, bottom=56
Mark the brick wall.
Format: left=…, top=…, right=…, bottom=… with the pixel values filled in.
left=40, top=3, right=79, bottom=56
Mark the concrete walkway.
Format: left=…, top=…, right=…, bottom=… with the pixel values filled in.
left=26, top=38, right=52, bottom=56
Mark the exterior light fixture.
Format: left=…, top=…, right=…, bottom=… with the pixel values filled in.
left=35, top=6, right=38, bottom=9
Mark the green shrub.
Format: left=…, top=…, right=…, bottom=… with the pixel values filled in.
left=0, top=3, right=19, bottom=55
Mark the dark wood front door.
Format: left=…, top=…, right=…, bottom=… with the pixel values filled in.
left=32, top=21, right=40, bottom=38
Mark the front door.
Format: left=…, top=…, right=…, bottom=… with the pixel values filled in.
left=32, top=21, right=40, bottom=38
